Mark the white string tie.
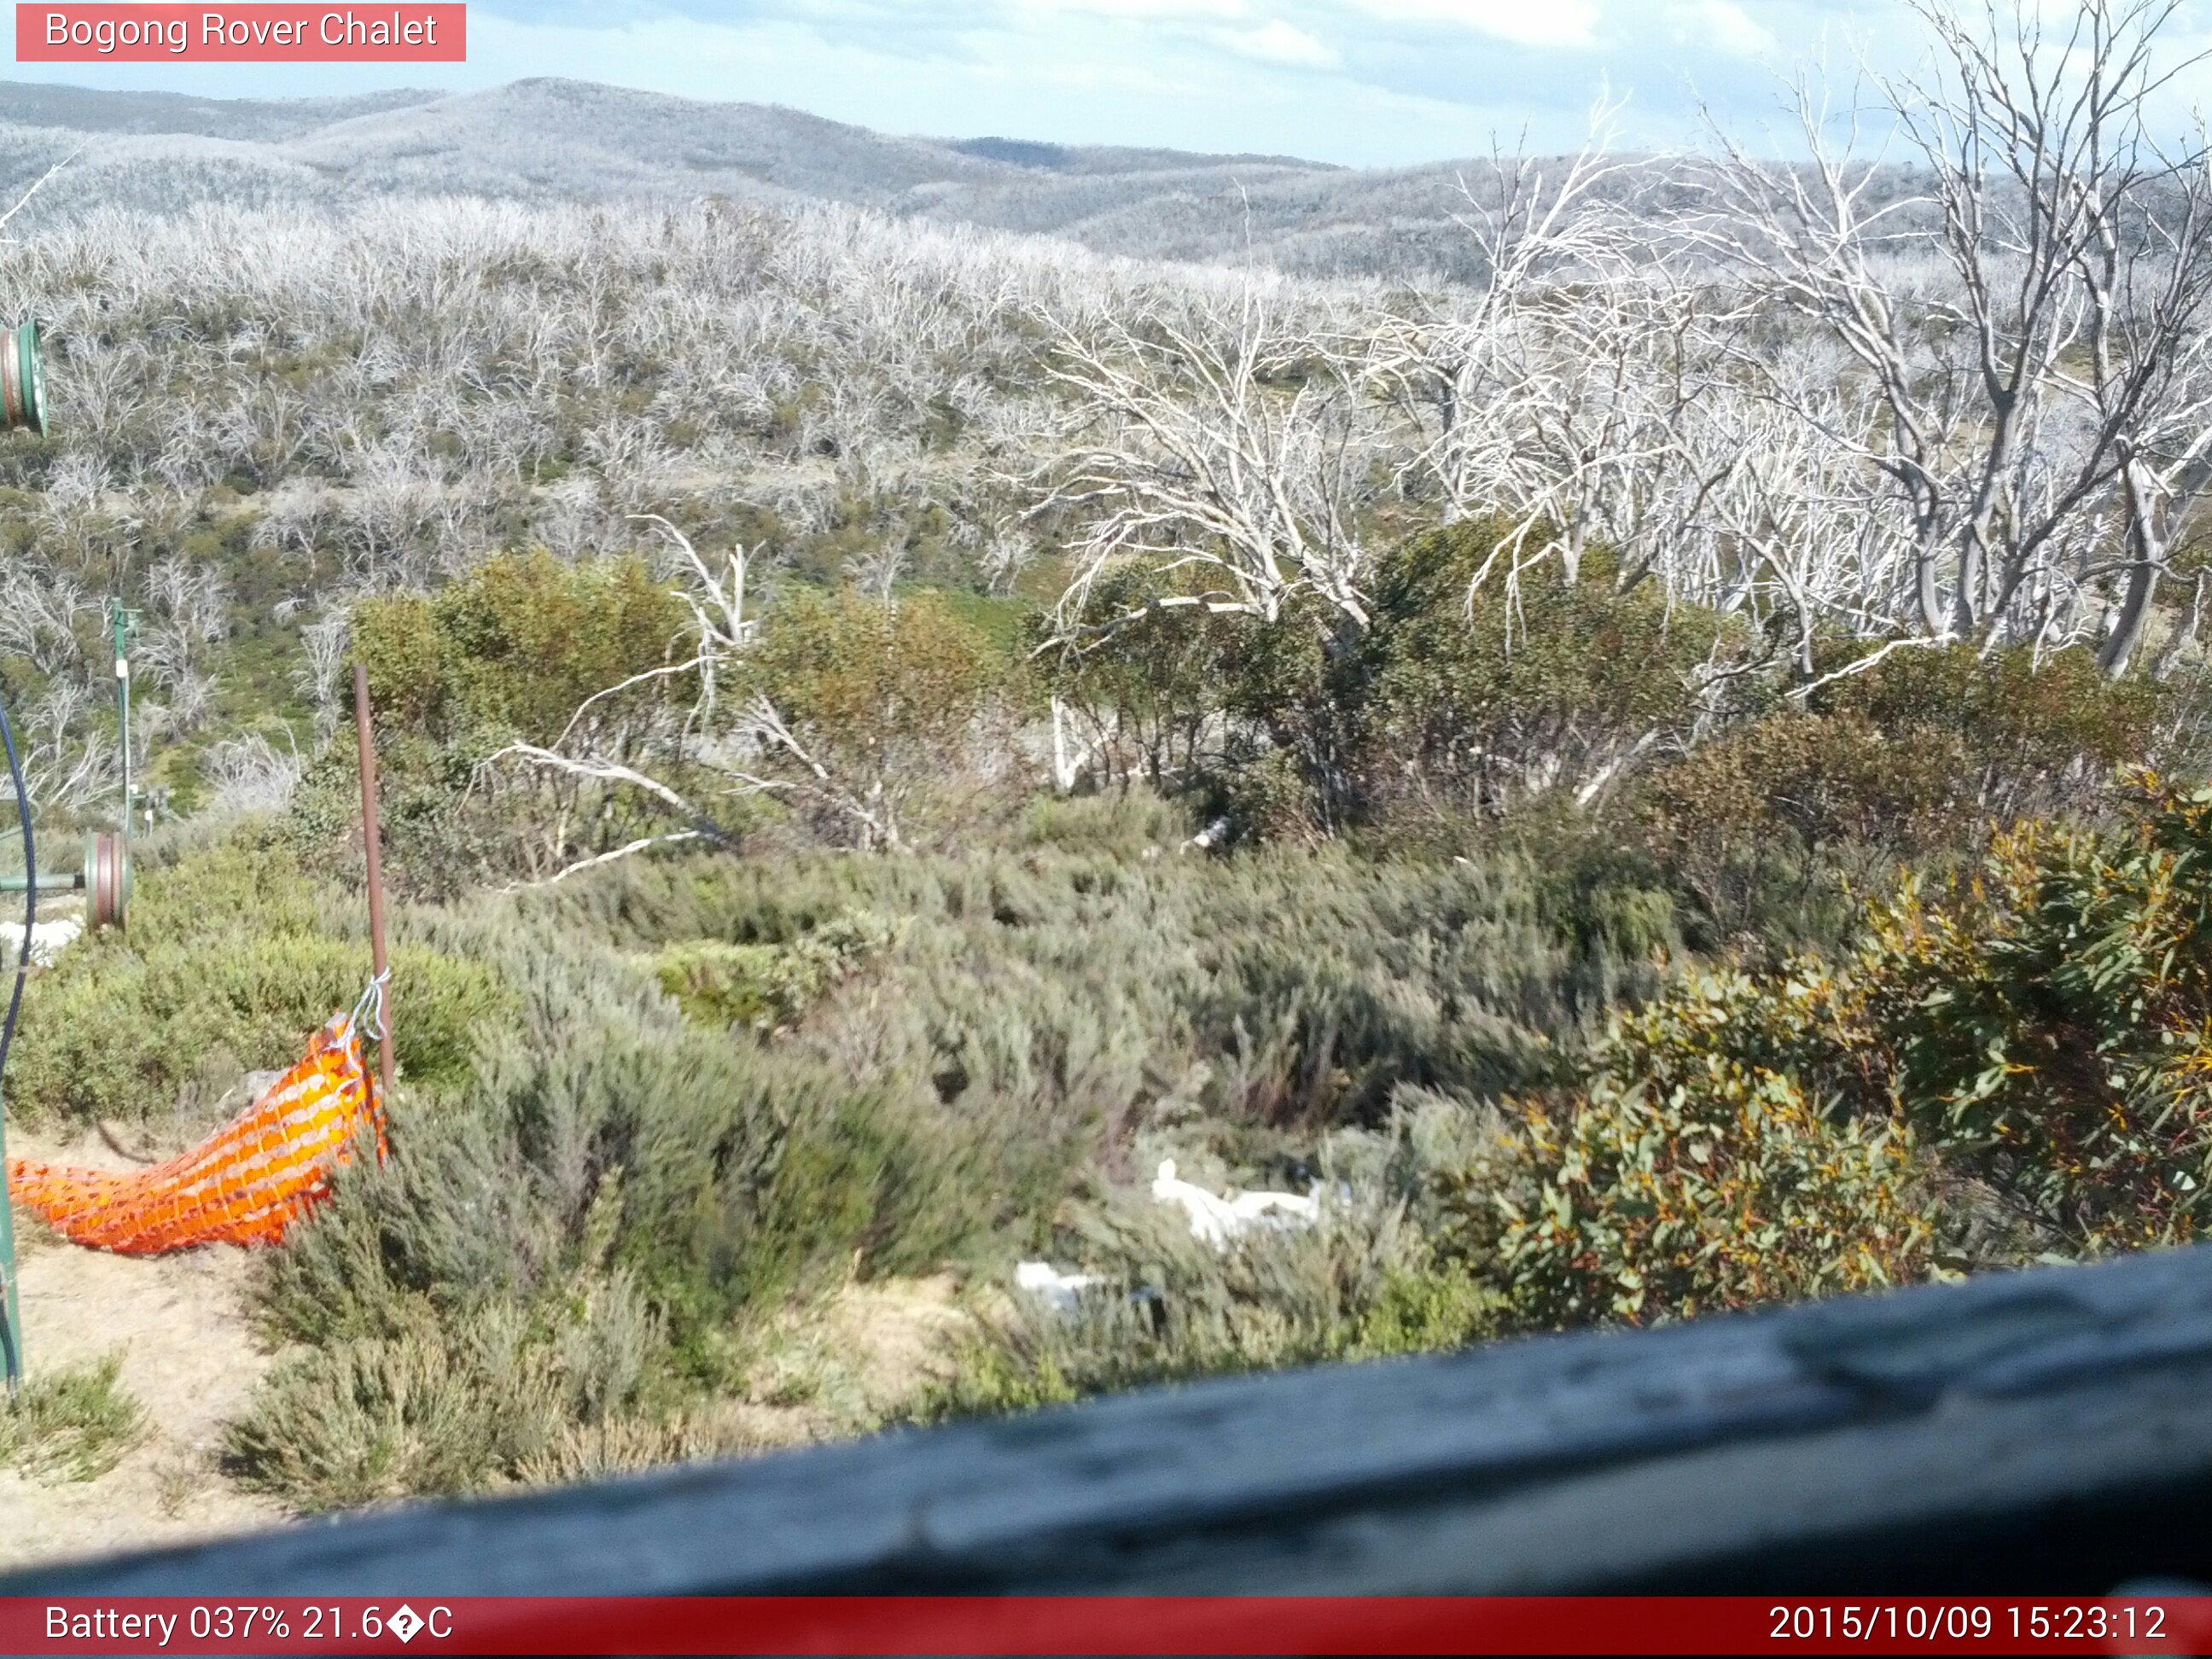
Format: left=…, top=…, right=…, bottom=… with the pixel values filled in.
left=349, top=968, right=391, bottom=1046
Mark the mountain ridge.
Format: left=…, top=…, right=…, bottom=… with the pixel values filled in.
left=0, top=75, right=1510, bottom=276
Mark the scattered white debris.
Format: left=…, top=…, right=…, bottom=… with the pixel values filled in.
left=0, top=915, right=83, bottom=968
left=1150, top=1158, right=1321, bottom=1249
left=1014, top=1260, right=1108, bottom=1314
left=1181, top=816, right=1232, bottom=854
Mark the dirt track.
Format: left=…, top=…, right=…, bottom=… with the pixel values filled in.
left=0, top=1126, right=289, bottom=1574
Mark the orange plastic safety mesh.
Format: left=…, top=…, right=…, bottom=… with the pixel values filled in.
left=7, top=1010, right=387, bottom=1254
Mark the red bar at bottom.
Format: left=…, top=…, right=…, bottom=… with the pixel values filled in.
left=4, top=1595, right=2210, bottom=1655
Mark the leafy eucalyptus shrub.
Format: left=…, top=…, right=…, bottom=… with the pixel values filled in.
left=1848, top=780, right=2212, bottom=1252
left=1041, top=518, right=1738, bottom=840
left=1458, top=970, right=1930, bottom=1329
left=1350, top=523, right=1731, bottom=824
left=306, top=551, right=705, bottom=899
left=1632, top=644, right=2162, bottom=949
left=353, top=550, right=695, bottom=747
left=1808, top=642, right=2160, bottom=822
left=1456, top=774, right=2212, bottom=1328
left=1034, top=563, right=1243, bottom=793
left=736, top=585, right=1004, bottom=850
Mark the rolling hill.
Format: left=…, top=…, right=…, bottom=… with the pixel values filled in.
left=0, top=76, right=1521, bottom=277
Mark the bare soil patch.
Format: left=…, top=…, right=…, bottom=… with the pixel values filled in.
left=0, top=1125, right=290, bottom=1574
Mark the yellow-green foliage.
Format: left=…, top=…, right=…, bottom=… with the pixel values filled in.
left=720, top=585, right=1004, bottom=848
left=1464, top=971, right=1930, bottom=1327
left=8, top=836, right=511, bottom=1126
left=300, top=554, right=710, bottom=900
left=354, top=551, right=695, bottom=747
left=1850, top=779, right=2212, bottom=1251
left=0, top=1354, right=145, bottom=1483
left=747, top=587, right=997, bottom=757
left=1484, top=774, right=2212, bottom=1299
left=653, top=912, right=899, bottom=1033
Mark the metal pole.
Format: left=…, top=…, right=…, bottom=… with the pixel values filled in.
left=352, top=663, right=394, bottom=1102
left=0, top=693, right=32, bottom=1396
left=111, top=601, right=132, bottom=841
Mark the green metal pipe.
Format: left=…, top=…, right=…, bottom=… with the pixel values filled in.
left=0, top=317, right=52, bottom=1395
left=1, top=835, right=131, bottom=927
left=113, top=601, right=134, bottom=841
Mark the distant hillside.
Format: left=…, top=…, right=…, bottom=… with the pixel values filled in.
left=0, top=77, right=1516, bottom=277
left=0, top=80, right=434, bottom=140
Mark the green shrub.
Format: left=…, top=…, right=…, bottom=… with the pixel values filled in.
left=651, top=912, right=898, bottom=1033
left=1490, top=774, right=2212, bottom=1290
left=1810, top=643, right=2158, bottom=818
left=1456, top=971, right=1931, bottom=1328
left=237, top=818, right=1644, bottom=1495
left=1847, top=781, right=2212, bottom=1253
left=318, top=553, right=712, bottom=899
left=1352, top=525, right=1731, bottom=822
left=8, top=836, right=510, bottom=1127
left=1038, top=564, right=1251, bottom=793
left=1017, top=789, right=1192, bottom=857
left=1, top=1354, right=146, bottom=1483
left=1042, top=519, right=1742, bottom=840
left=1633, top=643, right=2162, bottom=947
left=229, top=1308, right=575, bottom=1508
left=354, top=551, right=695, bottom=748
left=1633, top=710, right=1953, bottom=947
left=739, top=586, right=1003, bottom=849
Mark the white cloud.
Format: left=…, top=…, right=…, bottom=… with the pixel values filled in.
left=13, top=0, right=1924, bottom=168
left=1217, top=20, right=1340, bottom=67
left=1665, top=0, right=1778, bottom=60
left=1006, top=0, right=1246, bottom=16
left=1345, top=0, right=1603, bottom=50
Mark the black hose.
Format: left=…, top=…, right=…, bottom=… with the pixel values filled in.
left=0, top=690, right=29, bottom=1394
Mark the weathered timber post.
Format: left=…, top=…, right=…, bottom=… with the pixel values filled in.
left=352, top=661, right=395, bottom=1102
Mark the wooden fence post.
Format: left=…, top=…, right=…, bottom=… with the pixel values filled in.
left=352, top=662, right=394, bottom=1101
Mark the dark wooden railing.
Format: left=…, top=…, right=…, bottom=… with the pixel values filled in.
left=15, top=1243, right=2212, bottom=1595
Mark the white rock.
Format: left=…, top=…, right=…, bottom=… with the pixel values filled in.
left=1151, top=1158, right=1320, bottom=1249
left=1014, top=1260, right=1107, bottom=1313
left=1181, top=816, right=1232, bottom=854
left=0, top=916, right=83, bottom=969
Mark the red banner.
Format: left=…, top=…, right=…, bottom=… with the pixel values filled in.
left=15, top=4, right=464, bottom=61
left=1, top=1597, right=2209, bottom=1655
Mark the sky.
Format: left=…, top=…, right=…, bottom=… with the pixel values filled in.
left=5, top=0, right=2210, bottom=167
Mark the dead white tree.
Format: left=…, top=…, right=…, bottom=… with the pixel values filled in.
left=135, top=555, right=230, bottom=736
left=1038, top=286, right=1382, bottom=643
left=295, top=604, right=352, bottom=743
left=1700, top=0, right=2212, bottom=671
left=1369, top=110, right=1665, bottom=598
